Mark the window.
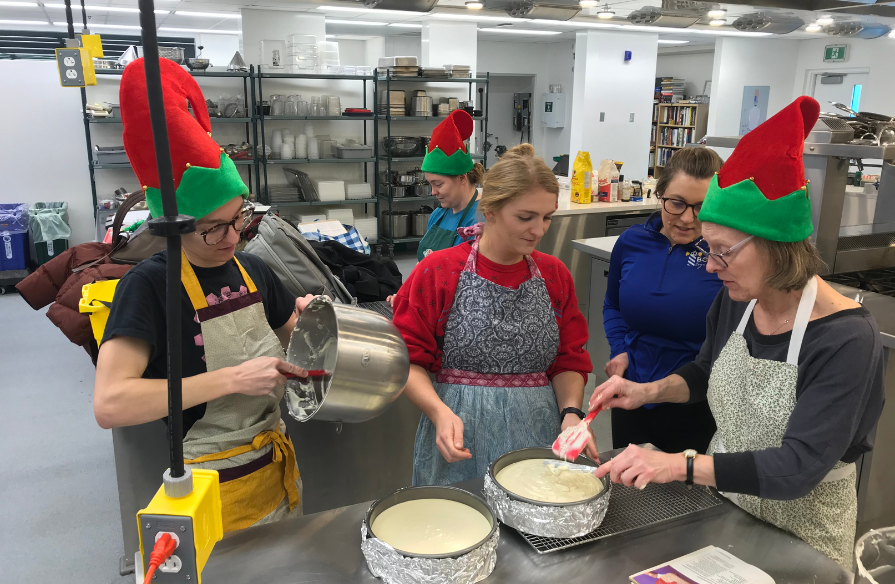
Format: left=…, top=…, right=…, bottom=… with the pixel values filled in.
left=850, top=84, right=863, bottom=114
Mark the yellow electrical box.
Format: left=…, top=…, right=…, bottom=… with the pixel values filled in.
left=55, top=47, right=96, bottom=87
left=79, top=279, right=119, bottom=345
left=137, top=469, right=223, bottom=584
left=80, top=33, right=104, bottom=58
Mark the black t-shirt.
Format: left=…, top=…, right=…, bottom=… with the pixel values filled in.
left=103, top=251, right=296, bottom=436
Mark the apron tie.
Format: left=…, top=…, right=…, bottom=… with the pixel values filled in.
left=185, top=429, right=301, bottom=512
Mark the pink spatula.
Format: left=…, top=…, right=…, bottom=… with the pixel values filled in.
left=552, top=407, right=601, bottom=461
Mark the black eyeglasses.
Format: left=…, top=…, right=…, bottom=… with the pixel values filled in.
left=695, top=235, right=754, bottom=269
left=660, top=196, right=702, bottom=217
left=197, top=203, right=255, bottom=246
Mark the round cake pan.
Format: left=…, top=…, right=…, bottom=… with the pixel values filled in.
left=484, top=447, right=611, bottom=538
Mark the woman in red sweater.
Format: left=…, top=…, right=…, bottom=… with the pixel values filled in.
left=393, top=143, right=594, bottom=486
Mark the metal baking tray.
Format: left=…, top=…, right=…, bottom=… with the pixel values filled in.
left=517, top=481, right=724, bottom=554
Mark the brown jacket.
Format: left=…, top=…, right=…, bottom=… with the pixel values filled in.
left=17, top=242, right=132, bottom=363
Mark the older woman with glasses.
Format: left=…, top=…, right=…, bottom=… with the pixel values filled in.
left=603, top=147, right=724, bottom=454
left=591, top=98, right=885, bottom=568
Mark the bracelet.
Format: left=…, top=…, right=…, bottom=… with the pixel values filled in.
left=559, top=407, right=586, bottom=422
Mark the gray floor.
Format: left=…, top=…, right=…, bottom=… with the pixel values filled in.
left=0, top=251, right=609, bottom=583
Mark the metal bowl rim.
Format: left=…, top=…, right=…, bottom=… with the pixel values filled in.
left=487, top=446, right=610, bottom=507
left=364, top=485, right=499, bottom=560
left=288, top=296, right=340, bottom=422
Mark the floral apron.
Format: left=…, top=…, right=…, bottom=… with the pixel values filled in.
left=412, top=237, right=562, bottom=486
left=707, top=277, right=857, bottom=568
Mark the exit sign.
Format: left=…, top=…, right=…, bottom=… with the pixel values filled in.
left=824, top=44, right=848, bottom=62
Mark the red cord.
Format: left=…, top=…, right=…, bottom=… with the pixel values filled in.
left=143, top=533, right=177, bottom=582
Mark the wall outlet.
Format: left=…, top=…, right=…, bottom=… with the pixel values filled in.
left=630, top=113, right=635, bottom=122
left=600, top=112, right=605, bottom=122
left=159, top=555, right=183, bottom=574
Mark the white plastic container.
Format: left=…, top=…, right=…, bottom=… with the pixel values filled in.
left=316, top=180, right=346, bottom=202
left=260, top=40, right=286, bottom=70
left=346, top=182, right=372, bottom=200
left=299, top=213, right=326, bottom=224
left=326, top=207, right=354, bottom=224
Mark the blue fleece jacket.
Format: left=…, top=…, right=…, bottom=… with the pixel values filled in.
left=603, top=213, right=723, bottom=392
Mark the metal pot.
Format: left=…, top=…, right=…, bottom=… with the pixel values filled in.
left=409, top=167, right=426, bottom=183
left=412, top=210, right=431, bottom=236
left=381, top=211, right=410, bottom=238
left=391, top=185, right=410, bottom=198
left=383, top=136, right=423, bottom=158
left=397, top=173, right=417, bottom=186
left=284, top=296, right=409, bottom=424
left=413, top=184, right=431, bottom=197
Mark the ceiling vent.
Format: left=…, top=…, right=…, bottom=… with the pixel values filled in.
left=484, top=1, right=580, bottom=20
left=732, top=12, right=804, bottom=34
left=356, top=0, right=437, bottom=11
left=825, top=21, right=890, bottom=38
left=627, top=6, right=701, bottom=27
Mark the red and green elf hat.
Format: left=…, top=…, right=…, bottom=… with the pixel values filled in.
left=421, top=109, right=475, bottom=176
left=698, top=96, right=820, bottom=242
left=120, top=58, right=248, bottom=220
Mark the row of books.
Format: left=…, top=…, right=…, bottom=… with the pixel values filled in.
left=660, top=105, right=696, bottom=126
left=658, top=76, right=684, bottom=103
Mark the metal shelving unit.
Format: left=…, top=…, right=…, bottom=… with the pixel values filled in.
left=255, top=72, right=377, bottom=221
left=82, top=66, right=261, bottom=214
left=375, top=71, right=490, bottom=249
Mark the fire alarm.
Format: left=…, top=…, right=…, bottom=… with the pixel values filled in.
left=624, top=50, right=632, bottom=61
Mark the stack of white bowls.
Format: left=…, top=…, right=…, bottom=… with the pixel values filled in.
left=271, top=129, right=283, bottom=160
left=287, top=34, right=318, bottom=73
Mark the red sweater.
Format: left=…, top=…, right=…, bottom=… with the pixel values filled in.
left=392, top=242, right=592, bottom=381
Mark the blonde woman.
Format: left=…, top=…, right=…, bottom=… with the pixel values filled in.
left=393, top=144, right=594, bottom=486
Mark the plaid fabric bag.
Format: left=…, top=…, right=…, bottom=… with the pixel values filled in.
left=302, top=224, right=371, bottom=255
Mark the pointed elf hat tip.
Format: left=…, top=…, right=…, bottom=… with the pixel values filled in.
left=421, top=109, right=475, bottom=176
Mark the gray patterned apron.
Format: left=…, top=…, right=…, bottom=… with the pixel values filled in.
left=412, top=237, right=562, bottom=486
left=707, top=277, right=857, bottom=568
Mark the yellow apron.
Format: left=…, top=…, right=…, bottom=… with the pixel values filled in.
left=179, top=251, right=302, bottom=533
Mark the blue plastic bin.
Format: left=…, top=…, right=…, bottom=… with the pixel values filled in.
left=0, top=231, right=29, bottom=270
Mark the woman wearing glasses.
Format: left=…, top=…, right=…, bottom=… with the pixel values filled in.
left=603, top=147, right=724, bottom=454
left=94, top=60, right=311, bottom=532
left=591, top=98, right=885, bottom=568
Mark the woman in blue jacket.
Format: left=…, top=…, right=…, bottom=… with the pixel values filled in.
left=603, top=148, right=723, bottom=453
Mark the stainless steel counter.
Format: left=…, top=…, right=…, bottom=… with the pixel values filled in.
left=203, top=449, right=850, bottom=584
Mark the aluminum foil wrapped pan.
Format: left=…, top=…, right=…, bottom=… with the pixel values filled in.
left=361, top=486, right=499, bottom=584
left=361, top=524, right=498, bottom=584
left=484, top=447, right=611, bottom=538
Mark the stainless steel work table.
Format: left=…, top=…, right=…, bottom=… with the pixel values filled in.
left=202, top=448, right=850, bottom=584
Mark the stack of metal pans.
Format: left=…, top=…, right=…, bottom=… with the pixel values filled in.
left=410, top=90, right=432, bottom=117
left=420, top=66, right=449, bottom=78
left=379, top=56, right=420, bottom=77
left=378, top=89, right=406, bottom=117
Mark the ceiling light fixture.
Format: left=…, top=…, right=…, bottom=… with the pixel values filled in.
left=465, top=1, right=484, bottom=8
left=479, top=27, right=563, bottom=35
left=597, top=4, right=614, bottom=19
left=174, top=11, right=241, bottom=18
left=45, top=4, right=167, bottom=14
left=889, top=30, right=895, bottom=38
left=325, top=19, right=389, bottom=26
left=706, top=7, right=726, bottom=18
left=658, top=40, right=689, bottom=44
left=543, top=20, right=618, bottom=29
left=432, top=13, right=530, bottom=23
left=0, top=2, right=38, bottom=7
left=805, top=22, right=821, bottom=32
left=388, top=22, right=423, bottom=28
left=158, top=26, right=239, bottom=34
left=580, top=0, right=598, bottom=7
left=709, top=18, right=726, bottom=26
left=54, top=21, right=141, bottom=29
left=816, top=14, right=834, bottom=25
left=623, top=23, right=770, bottom=36
left=0, top=18, right=46, bottom=24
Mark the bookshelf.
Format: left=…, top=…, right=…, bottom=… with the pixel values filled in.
left=653, top=103, right=709, bottom=176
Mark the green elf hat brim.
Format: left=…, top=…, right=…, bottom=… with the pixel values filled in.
left=421, top=146, right=474, bottom=176
left=144, top=152, right=248, bottom=220
left=698, top=174, right=813, bottom=242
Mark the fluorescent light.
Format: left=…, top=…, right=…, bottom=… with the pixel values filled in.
left=54, top=21, right=141, bottom=29
left=174, top=11, right=241, bottom=19
left=542, top=20, right=617, bottom=29
left=0, top=2, right=38, bottom=7
left=325, top=19, right=388, bottom=26
left=45, top=4, right=168, bottom=14
left=479, top=27, right=563, bottom=35
left=0, top=18, right=46, bottom=24
left=706, top=7, right=726, bottom=18
left=658, top=40, right=689, bottom=44
left=816, top=14, right=834, bottom=25
left=709, top=19, right=726, bottom=26
left=315, top=6, right=421, bottom=17
left=889, top=30, right=895, bottom=38
left=465, top=1, right=484, bottom=8
left=158, top=26, right=239, bottom=35
left=432, top=13, right=530, bottom=23
left=388, top=22, right=423, bottom=28
left=580, top=0, right=598, bottom=6
left=806, top=23, right=822, bottom=32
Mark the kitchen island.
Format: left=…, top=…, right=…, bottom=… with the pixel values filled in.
left=202, top=446, right=850, bottom=584
left=573, top=235, right=895, bottom=539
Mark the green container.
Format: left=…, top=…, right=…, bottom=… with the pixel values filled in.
left=35, top=238, right=68, bottom=265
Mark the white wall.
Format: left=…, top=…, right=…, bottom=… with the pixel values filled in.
left=706, top=37, right=801, bottom=158
left=384, top=36, right=422, bottom=62
left=196, top=34, right=240, bottom=69
left=337, top=40, right=367, bottom=68
left=477, top=40, right=575, bottom=164
left=240, top=9, right=325, bottom=67
left=655, top=50, right=714, bottom=99
left=486, top=75, right=536, bottom=153
left=0, top=61, right=94, bottom=246
left=569, top=30, right=658, bottom=180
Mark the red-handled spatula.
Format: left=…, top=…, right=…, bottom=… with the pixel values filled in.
left=552, top=406, right=601, bottom=461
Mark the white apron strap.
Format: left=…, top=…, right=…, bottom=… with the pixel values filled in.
left=786, top=276, right=818, bottom=366
left=735, top=299, right=757, bottom=335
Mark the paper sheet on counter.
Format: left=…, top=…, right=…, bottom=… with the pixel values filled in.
left=630, top=546, right=774, bottom=584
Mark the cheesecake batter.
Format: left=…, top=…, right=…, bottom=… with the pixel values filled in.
left=371, top=499, right=492, bottom=555
left=495, top=459, right=604, bottom=503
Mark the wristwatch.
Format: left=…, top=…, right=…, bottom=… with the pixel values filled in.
left=683, top=449, right=697, bottom=489
left=559, top=407, right=586, bottom=422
